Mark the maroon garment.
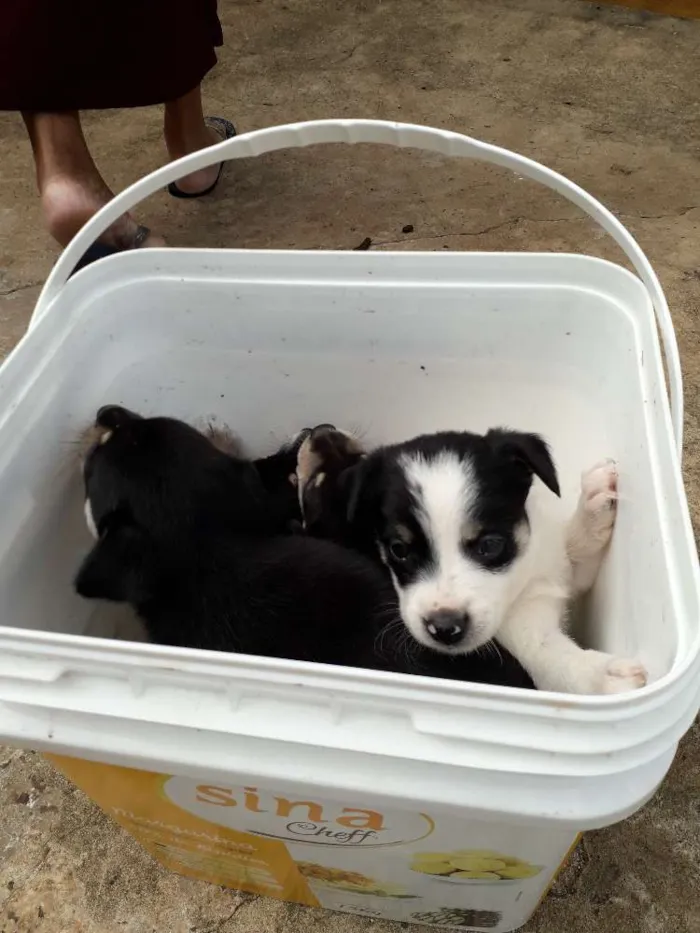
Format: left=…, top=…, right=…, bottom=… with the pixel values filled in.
left=0, top=1, right=222, bottom=111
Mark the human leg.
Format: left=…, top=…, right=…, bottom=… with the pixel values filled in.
left=163, top=85, right=234, bottom=196
left=22, top=110, right=163, bottom=249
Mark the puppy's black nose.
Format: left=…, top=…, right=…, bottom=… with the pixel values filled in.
left=96, top=405, right=141, bottom=429
left=422, top=610, right=469, bottom=646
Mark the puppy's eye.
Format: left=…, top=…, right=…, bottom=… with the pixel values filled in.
left=388, top=540, right=410, bottom=562
left=473, top=533, right=506, bottom=560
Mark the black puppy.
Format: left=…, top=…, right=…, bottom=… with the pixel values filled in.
left=205, top=423, right=309, bottom=532
left=75, top=406, right=533, bottom=687
left=253, top=428, right=311, bottom=533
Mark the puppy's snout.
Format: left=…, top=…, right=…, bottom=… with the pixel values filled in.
left=422, top=609, right=469, bottom=647
left=96, top=405, right=141, bottom=429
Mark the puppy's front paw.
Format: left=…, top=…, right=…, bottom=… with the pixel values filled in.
left=579, top=459, right=618, bottom=543
left=600, top=656, right=648, bottom=694
left=556, top=650, right=648, bottom=695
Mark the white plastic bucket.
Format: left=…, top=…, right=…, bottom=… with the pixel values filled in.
left=0, top=121, right=698, bottom=933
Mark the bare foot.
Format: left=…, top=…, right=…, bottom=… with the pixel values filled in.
left=41, top=174, right=165, bottom=250
left=22, top=111, right=164, bottom=251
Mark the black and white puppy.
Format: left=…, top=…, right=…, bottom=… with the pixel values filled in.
left=75, top=406, right=533, bottom=688
left=297, top=426, right=648, bottom=695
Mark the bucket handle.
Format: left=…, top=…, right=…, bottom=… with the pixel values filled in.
left=31, top=119, right=683, bottom=454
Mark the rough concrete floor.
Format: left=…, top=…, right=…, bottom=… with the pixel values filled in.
left=1, top=0, right=699, bottom=930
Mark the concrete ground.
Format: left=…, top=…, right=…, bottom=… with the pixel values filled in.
left=1, top=0, right=699, bottom=930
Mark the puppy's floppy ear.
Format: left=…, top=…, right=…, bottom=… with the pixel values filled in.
left=341, top=454, right=382, bottom=524
left=74, top=514, right=150, bottom=603
left=486, top=429, right=561, bottom=497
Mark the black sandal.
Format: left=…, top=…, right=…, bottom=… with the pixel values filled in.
left=167, top=116, right=237, bottom=199
left=71, top=224, right=152, bottom=276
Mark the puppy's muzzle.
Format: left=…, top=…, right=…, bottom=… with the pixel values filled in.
left=422, top=609, right=470, bottom=647
left=96, top=405, right=142, bottom=429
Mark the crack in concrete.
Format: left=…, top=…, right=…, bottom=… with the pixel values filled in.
left=0, top=204, right=697, bottom=294
left=333, top=43, right=362, bottom=64
left=371, top=215, right=570, bottom=246
left=622, top=206, right=700, bottom=221
left=370, top=205, right=700, bottom=248
left=196, top=894, right=256, bottom=932
left=0, top=281, right=41, bottom=298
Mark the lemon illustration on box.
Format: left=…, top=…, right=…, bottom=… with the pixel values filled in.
left=46, top=754, right=579, bottom=933
left=411, top=850, right=542, bottom=883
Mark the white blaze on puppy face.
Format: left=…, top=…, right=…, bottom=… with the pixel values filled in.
left=392, top=452, right=520, bottom=653
left=296, top=436, right=324, bottom=490
left=84, top=498, right=99, bottom=540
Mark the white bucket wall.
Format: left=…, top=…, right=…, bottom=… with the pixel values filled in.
left=0, top=250, right=685, bottom=685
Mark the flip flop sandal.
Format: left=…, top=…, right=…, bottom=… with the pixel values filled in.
left=167, top=116, right=237, bottom=199
left=70, top=224, right=152, bottom=277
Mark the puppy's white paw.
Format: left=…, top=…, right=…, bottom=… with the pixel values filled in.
left=552, top=650, right=648, bottom=695
left=581, top=459, right=617, bottom=511
left=579, top=459, right=618, bottom=542
left=600, top=657, right=648, bottom=694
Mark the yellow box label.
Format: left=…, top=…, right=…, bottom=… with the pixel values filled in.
left=47, top=754, right=318, bottom=905
left=47, top=753, right=578, bottom=932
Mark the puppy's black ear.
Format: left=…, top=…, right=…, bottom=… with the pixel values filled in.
left=486, top=429, right=561, bottom=497
left=341, top=455, right=383, bottom=524
left=74, top=521, right=150, bottom=603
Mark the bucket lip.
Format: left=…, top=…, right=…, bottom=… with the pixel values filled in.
left=44, top=249, right=654, bottom=343
left=8, top=250, right=653, bottom=410
left=0, top=621, right=696, bottom=717
left=63, top=246, right=653, bottom=285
